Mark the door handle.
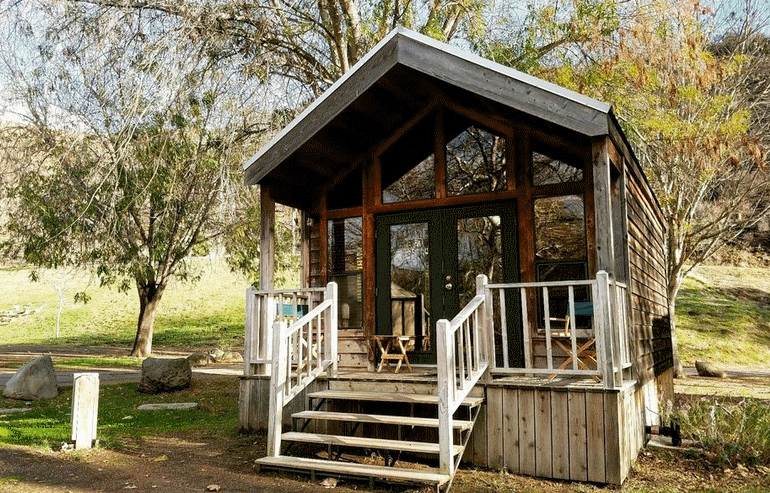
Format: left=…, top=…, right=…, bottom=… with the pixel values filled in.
left=445, top=283, right=453, bottom=291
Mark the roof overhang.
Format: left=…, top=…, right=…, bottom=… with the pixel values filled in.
left=243, top=27, right=617, bottom=208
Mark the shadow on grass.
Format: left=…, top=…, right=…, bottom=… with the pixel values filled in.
left=53, top=311, right=244, bottom=350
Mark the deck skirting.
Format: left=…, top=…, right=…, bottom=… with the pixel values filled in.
left=239, top=375, right=645, bottom=485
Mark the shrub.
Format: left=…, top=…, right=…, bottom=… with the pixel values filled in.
left=671, top=395, right=770, bottom=467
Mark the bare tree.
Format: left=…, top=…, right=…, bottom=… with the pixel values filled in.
left=0, top=1, right=271, bottom=356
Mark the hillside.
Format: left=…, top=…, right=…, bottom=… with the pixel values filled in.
left=677, top=264, right=770, bottom=369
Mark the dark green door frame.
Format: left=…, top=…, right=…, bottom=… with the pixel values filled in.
left=375, top=202, right=519, bottom=364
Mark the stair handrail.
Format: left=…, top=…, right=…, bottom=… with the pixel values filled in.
left=436, top=274, right=491, bottom=475
left=266, top=282, right=338, bottom=457
left=244, top=285, right=327, bottom=376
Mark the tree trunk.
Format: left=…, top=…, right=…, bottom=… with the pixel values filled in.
left=667, top=276, right=686, bottom=379
left=130, top=282, right=166, bottom=358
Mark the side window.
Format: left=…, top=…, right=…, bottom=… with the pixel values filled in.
left=534, top=195, right=589, bottom=327
left=327, top=217, right=363, bottom=328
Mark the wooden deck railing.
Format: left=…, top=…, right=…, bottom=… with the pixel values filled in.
left=266, top=282, right=338, bottom=457
left=243, top=286, right=327, bottom=376
left=436, top=274, right=491, bottom=475
left=486, top=270, right=632, bottom=388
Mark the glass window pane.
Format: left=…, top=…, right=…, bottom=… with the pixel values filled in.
left=532, top=149, right=583, bottom=186
left=390, top=222, right=430, bottom=347
left=447, top=126, right=507, bottom=196
left=381, top=115, right=436, bottom=204
left=457, top=215, right=502, bottom=307
left=327, top=217, right=363, bottom=328
left=330, top=273, right=362, bottom=328
left=327, top=217, right=362, bottom=273
left=534, top=195, right=587, bottom=262
left=382, top=155, right=435, bottom=204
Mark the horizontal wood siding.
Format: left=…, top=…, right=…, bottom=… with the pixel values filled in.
left=337, top=328, right=371, bottom=370
left=624, top=167, right=671, bottom=385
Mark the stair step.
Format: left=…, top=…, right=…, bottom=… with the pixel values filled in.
left=308, top=389, right=484, bottom=407
left=293, top=410, right=474, bottom=430
left=282, top=431, right=463, bottom=456
left=255, top=455, right=450, bottom=487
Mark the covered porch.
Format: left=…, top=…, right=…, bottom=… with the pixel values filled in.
left=238, top=270, right=641, bottom=488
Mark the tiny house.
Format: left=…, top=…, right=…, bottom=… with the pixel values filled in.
left=238, top=28, right=674, bottom=491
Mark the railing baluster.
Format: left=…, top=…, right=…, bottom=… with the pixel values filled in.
left=499, top=288, right=508, bottom=368
left=543, top=286, right=553, bottom=370
left=568, top=286, right=578, bottom=371
left=473, top=309, right=481, bottom=374
left=521, top=287, right=531, bottom=370
left=464, top=319, right=473, bottom=379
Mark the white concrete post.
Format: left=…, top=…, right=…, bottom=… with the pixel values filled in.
left=71, top=373, right=99, bottom=449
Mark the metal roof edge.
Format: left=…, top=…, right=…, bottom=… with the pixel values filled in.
left=396, top=29, right=612, bottom=115
left=241, top=28, right=406, bottom=177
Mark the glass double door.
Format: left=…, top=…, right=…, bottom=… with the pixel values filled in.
left=375, top=203, right=517, bottom=364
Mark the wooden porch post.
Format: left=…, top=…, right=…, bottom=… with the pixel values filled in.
left=260, top=186, right=276, bottom=291
left=257, top=186, right=276, bottom=376
left=592, top=138, right=615, bottom=273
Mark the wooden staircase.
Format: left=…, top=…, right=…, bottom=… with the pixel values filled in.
left=255, top=388, right=485, bottom=491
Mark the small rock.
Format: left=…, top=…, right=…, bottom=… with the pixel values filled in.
left=187, top=351, right=213, bottom=367
left=3, top=355, right=58, bottom=400
left=208, top=348, right=226, bottom=362
left=137, top=358, right=191, bottom=394
left=320, top=477, right=338, bottom=489
left=205, top=485, right=221, bottom=492
left=0, top=408, right=32, bottom=415
left=137, top=402, right=197, bottom=411
left=220, top=351, right=243, bottom=363
left=696, top=361, right=726, bottom=378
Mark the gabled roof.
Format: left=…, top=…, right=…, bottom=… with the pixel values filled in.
left=243, top=27, right=619, bottom=208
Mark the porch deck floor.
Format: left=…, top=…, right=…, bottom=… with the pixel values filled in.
left=324, top=368, right=622, bottom=391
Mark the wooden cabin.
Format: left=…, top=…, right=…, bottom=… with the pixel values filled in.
left=238, top=27, right=674, bottom=491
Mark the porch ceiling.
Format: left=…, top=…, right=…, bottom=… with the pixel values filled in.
left=243, top=27, right=617, bottom=210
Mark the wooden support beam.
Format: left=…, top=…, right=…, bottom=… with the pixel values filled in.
left=260, top=186, right=275, bottom=291
left=592, top=137, right=614, bottom=274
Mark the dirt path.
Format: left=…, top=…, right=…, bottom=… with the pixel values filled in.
left=2, top=431, right=768, bottom=493
left=0, top=433, right=366, bottom=493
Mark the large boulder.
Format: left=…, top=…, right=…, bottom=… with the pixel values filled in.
left=137, top=357, right=191, bottom=394
left=695, top=360, right=726, bottom=378
left=3, top=355, right=58, bottom=400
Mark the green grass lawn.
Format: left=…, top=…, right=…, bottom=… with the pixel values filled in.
left=676, top=265, right=770, bottom=368
left=0, top=378, right=239, bottom=450
left=0, top=259, right=253, bottom=352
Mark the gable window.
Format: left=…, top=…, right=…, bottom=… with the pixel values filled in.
left=532, top=143, right=583, bottom=186
left=381, top=115, right=436, bottom=204
left=445, top=116, right=507, bottom=196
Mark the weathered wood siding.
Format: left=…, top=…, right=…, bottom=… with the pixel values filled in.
left=623, top=161, right=672, bottom=385
left=239, top=376, right=327, bottom=432
left=473, top=382, right=644, bottom=485
left=239, top=376, right=644, bottom=485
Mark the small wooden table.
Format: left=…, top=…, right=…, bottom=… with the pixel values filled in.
left=374, top=335, right=414, bottom=373
left=549, top=335, right=599, bottom=381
